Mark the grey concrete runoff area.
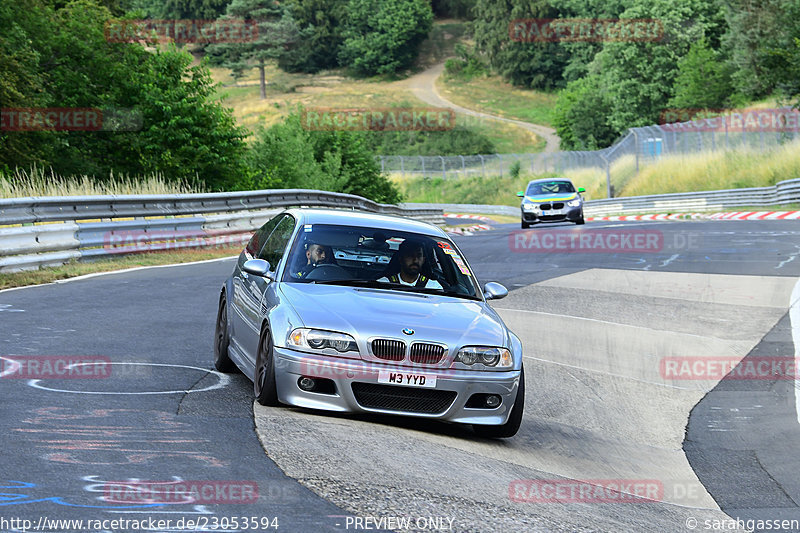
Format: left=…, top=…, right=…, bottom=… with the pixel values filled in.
left=2, top=218, right=800, bottom=532
left=254, top=269, right=795, bottom=532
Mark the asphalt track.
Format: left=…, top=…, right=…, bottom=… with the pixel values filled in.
left=1, top=218, right=799, bottom=532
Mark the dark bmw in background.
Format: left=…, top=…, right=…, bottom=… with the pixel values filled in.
left=518, top=178, right=586, bottom=228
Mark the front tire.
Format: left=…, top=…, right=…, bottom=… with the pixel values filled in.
left=254, top=324, right=280, bottom=406
left=214, top=292, right=238, bottom=373
left=473, top=366, right=525, bottom=439
left=521, top=220, right=530, bottom=229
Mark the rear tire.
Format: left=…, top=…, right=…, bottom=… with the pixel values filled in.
left=254, top=324, right=280, bottom=406
left=473, top=366, right=525, bottom=439
left=214, top=293, right=238, bottom=373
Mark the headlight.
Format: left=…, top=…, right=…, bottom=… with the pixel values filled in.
left=522, top=203, right=538, bottom=212
left=567, top=199, right=582, bottom=207
left=288, top=328, right=359, bottom=356
left=455, top=346, right=513, bottom=369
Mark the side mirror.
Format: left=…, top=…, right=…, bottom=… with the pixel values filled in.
left=242, top=259, right=272, bottom=278
left=578, top=187, right=586, bottom=193
left=483, top=282, right=508, bottom=301
left=516, top=191, right=525, bottom=197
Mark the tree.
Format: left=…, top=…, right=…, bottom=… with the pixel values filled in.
left=669, top=39, right=735, bottom=109
left=159, top=0, right=232, bottom=19
left=723, top=0, right=796, bottom=100
left=552, top=75, right=617, bottom=150
left=471, top=0, right=570, bottom=90
left=0, top=1, right=51, bottom=172
left=431, top=0, right=475, bottom=19
left=206, top=0, right=301, bottom=99
left=338, top=0, right=433, bottom=76
left=279, top=0, right=348, bottom=73
left=247, top=111, right=402, bottom=203
left=591, top=0, right=728, bottom=134
left=1, top=0, right=250, bottom=190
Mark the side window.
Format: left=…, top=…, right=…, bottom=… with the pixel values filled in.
left=259, top=215, right=296, bottom=268
left=245, top=216, right=281, bottom=260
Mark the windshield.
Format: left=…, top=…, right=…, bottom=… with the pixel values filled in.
left=281, top=224, right=482, bottom=300
left=526, top=180, right=576, bottom=195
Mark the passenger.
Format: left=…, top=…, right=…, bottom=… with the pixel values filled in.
left=378, top=240, right=443, bottom=289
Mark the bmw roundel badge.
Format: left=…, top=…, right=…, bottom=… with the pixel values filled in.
left=402, top=328, right=414, bottom=335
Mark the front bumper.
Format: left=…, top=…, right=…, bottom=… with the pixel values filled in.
left=273, top=347, right=521, bottom=425
left=522, top=205, right=583, bottom=223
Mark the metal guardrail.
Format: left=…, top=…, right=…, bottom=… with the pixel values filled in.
left=0, top=189, right=444, bottom=273
left=0, top=189, right=443, bottom=226
left=583, top=177, right=800, bottom=216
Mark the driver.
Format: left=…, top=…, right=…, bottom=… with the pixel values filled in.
left=294, top=242, right=330, bottom=278
left=378, top=240, right=442, bottom=289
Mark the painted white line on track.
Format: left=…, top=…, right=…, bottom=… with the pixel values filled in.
left=24, top=362, right=230, bottom=395
left=0, top=255, right=239, bottom=295
left=791, top=278, right=800, bottom=425
left=777, top=245, right=800, bottom=270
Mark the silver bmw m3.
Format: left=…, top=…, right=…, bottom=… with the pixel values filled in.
left=214, top=208, right=525, bottom=438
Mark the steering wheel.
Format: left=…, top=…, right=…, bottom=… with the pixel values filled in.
left=303, top=263, right=353, bottom=281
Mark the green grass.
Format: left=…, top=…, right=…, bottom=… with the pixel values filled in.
left=437, top=74, right=559, bottom=128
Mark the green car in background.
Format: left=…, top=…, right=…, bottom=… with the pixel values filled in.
left=517, top=178, right=586, bottom=229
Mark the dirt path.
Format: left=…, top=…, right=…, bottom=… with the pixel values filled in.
left=401, top=63, right=561, bottom=153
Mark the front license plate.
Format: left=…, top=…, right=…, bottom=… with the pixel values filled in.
left=549, top=209, right=564, bottom=215
left=378, top=370, right=437, bottom=388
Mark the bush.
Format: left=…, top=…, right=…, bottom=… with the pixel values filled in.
left=361, top=126, right=496, bottom=156
left=338, top=0, right=434, bottom=76
left=246, top=111, right=402, bottom=203
left=444, top=43, right=488, bottom=80
left=552, top=76, right=618, bottom=150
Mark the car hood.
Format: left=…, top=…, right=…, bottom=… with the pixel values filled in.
left=523, top=193, right=578, bottom=203
left=279, top=283, right=509, bottom=353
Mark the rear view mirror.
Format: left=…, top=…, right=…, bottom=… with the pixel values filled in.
left=516, top=191, right=524, bottom=197
left=578, top=187, right=586, bottom=193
